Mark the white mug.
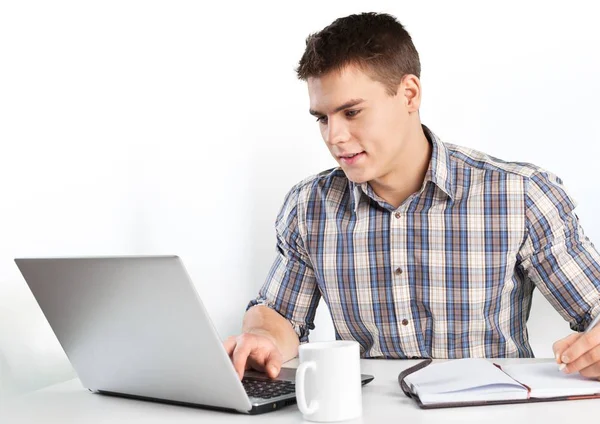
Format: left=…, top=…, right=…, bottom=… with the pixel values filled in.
left=295, top=340, right=362, bottom=422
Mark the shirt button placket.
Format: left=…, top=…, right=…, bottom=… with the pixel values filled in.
left=391, top=207, right=418, bottom=356
left=393, top=211, right=403, bottom=281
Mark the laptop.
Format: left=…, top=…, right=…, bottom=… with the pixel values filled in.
left=14, top=255, right=374, bottom=414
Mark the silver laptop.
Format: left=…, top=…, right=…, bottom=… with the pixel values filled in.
left=15, top=256, right=373, bottom=414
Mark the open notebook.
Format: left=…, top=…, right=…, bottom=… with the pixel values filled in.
left=400, top=358, right=600, bottom=409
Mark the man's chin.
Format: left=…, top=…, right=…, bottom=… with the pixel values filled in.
left=341, top=169, right=369, bottom=184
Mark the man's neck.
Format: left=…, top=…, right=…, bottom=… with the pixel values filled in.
left=369, top=125, right=432, bottom=209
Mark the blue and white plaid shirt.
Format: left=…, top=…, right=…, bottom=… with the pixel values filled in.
left=248, top=125, right=600, bottom=358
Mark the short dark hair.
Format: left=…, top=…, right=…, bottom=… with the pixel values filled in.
left=296, top=12, right=421, bottom=96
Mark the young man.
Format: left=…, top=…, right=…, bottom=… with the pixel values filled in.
left=224, top=12, right=600, bottom=380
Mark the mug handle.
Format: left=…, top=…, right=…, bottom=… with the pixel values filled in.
left=295, top=361, right=318, bottom=415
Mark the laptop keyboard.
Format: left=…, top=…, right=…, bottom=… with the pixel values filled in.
left=242, top=377, right=295, bottom=399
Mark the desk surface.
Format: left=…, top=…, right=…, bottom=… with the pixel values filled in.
left=1, top=358, right=598, bottom=423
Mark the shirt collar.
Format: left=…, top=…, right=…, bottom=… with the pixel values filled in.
left=422, top=124, right=455, bottom=201
left=349, top=124, right=455, bottom=213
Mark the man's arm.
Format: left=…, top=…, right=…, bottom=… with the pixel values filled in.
left=224, top=305, right=300, bottom=380
left=224, top=182, right=319, bottom=380
left=518, top=170, right=600, bottom=378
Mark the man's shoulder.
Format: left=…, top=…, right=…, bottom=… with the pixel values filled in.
left=445, top=142, right=544, bottom=180
left=287, top=167, right=350, bottom=202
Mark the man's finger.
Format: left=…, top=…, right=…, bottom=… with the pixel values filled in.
left=232, top=337, right=257, bottom=380
left=553, top=333, right=581, bottom=362
left=562, top=345, right=600, bottom=375
left=223, top=336, right=237, bottom=357
left=562, top=327, right=600, bottom=365
left=578, top=360, right=600, bottom=380
left=264, top=349, right=283, bottom=379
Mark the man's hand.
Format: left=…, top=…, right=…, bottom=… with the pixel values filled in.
left=223, top=331, right=283, bottom=380
left=553, top=325, right=600, bottom=379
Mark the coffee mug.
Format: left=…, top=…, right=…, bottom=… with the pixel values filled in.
left=295, top=340, right=362, bottom=422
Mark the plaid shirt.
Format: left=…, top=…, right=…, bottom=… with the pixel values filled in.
left=248, top=125, right=600, bottom=358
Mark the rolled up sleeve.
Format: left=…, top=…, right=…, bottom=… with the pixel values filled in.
left=518, top=171, right=600, bottom=332
left=247, top=185, right=320, bottom=342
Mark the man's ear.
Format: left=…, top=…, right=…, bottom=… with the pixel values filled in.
left=400, top=74, right=421, bottom=113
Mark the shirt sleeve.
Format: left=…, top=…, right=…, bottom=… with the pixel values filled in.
left=247, top=184, right=321, bottom=342
left=517, top=170, right=600, bottom=332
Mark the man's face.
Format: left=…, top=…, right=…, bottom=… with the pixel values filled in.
left=307, top=65, right=414, bottom=184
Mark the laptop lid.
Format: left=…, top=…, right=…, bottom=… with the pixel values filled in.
left=15, top=256, right=254, bottom=412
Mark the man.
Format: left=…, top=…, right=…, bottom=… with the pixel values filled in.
left=224, top=12, right=600, bottom=381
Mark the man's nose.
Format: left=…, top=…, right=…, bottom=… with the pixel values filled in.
left=325, top=119, right=350, bottom=145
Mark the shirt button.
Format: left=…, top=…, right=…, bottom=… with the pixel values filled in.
left=401, top=319, right=409, bottom=326
left=394, top=212, right=401, bottom=219
left=394, top=267, right=403, bottom=275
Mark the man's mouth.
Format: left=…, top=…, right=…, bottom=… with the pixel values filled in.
left=339, top=151, right=366, bottom=165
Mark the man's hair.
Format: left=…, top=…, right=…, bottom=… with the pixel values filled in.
left=296, top=12, right=421, bottom=96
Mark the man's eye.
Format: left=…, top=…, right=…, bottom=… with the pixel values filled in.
left=316, top=116, right=328, bottom=124
left=346, top=109, right=360, bottom=118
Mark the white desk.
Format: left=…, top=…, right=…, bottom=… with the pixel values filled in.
left=1, top=359, right=598, bottom=423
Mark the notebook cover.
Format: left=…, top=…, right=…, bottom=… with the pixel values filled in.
left=398, top=359, right=600, bottom=409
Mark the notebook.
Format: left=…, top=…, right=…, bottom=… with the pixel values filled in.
left=400, top=358, right=600, bottom=409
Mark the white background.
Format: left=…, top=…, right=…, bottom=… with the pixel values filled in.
left=1, top=0, right=599, bottom=397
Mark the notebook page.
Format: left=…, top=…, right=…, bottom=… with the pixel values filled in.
left=502, top=362, right=600, bottom=398
left=405, top=359, right=528, bottom=404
